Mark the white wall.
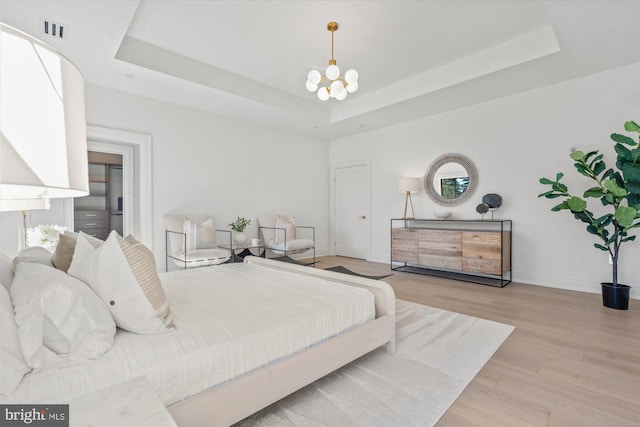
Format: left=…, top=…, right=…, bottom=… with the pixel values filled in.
left=330, top=62, right=640, bottom=299
left=83, top=85, right=330, bottom=268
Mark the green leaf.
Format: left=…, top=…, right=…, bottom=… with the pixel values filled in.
left=594, top=243, right=609, bottom=251
left=539, top=177, right=554, bottom=185
left=615, top=205, right=637, bottom=227
left=551, top=201, right=569, bottom=211
left=615, top=143, right=633, bottom=160
left=603, top=179, right=628, bottom=197
left=622, top=236, right=637, bottom=243
left=586, top=225, right=600, bottom=235
left=569, top=151, right=584, bottom=161
left=620, top=162, right=640, bottom=182
left=624, top=121, right=640, bottom=133
left=556, top=172, right=564, bottom=181
left=567, top=197, right=587, bottom=212
left=611, top=133, right=636, bottom=146
left=583, top=187, right=604, bottom=198
left=593, top=161, right=606, bottom=176
left=626, top=181, right=640, bottom=195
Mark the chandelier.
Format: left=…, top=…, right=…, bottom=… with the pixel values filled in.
left=305, top=22, right=359, bottom=101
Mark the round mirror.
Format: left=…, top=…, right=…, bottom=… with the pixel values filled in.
left=424, top=153, right=478, bottom=206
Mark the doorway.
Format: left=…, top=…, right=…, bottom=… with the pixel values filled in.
left=73, top=151, right=124, bottom=239
left=333, top=162, right=371, bottom=259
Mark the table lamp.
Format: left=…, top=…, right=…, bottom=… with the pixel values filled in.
left=0, top=23, right=89, bottom=214
left=398, top=177, right=420, bottom=219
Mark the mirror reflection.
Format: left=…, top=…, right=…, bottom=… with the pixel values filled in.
left=432, top=162, right=469, bottom=199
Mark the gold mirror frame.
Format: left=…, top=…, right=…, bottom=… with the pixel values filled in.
left=423, top=153, right=478, bottom=207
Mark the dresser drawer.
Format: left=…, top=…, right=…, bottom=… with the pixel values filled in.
left=419, top=254, right=463, bottom=271
left=462, top=231, right=501, bottom=246
left=392, top=249, right=418, bottom=264
left=463, top=257, right=502, bottom=275
left=419, top=229, right=462, bottom=243
left=75, top=219, right=108, bottom=229
left=419, top=240, right=462, bottom=257
left=75, top=228, right=109, bottom=240
left=75, top=210, right=108, bottom=220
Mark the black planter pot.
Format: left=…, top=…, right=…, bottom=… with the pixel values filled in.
left=601, top=282, right=631, bottom=310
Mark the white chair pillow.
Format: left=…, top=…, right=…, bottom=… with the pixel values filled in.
left=68, top=231, right=174, bottom=334
left=274, top=214, right=297, bottom=244
left=184, top=217, right=216, bottom=250
left=0, top=286, right=30, bottom=396
left=10, top=263, right=116, bottom=369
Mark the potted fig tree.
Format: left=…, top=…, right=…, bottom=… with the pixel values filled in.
left=539, top=120, right=640, bottom=310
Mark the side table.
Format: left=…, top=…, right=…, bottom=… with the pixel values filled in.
left=219, top=243, right=266, bottom=262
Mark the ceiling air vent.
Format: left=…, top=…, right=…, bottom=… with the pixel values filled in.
left=40, top=18, right=66, bottom=40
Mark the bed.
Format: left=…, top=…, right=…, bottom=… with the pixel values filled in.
left=2, top=254, right=396, bottom=426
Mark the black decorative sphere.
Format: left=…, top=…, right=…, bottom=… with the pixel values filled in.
left=482, top=193, right=503, bottom=209
left=476, top=203, right=489, bottom=214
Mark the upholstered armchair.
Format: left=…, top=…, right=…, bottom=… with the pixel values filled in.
left=257, top=214, right=315, bottom=266
left=164, top=215, right=232, bottom=271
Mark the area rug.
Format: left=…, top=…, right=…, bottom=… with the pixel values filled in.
left=237, top=300, right=514, bottom=426
left=324, top=265, right=392, bottom=280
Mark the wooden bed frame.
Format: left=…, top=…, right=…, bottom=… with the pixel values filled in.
left=167, top=256, right=397, bottom=426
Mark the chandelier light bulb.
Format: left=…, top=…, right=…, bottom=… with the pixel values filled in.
left=345, top=69, right=358, bottom=84
left=325, top=64, right=340, bottom=81
left=336, top=90, right=348, bottom=101
left=330, top=80, right=345, bottom=97
left=305, top=80, right=318, bottom=92
left=307, top=70, right=321, bottom=85
left=346, top=81, right=358, bottom=93
left=317, top=86, right=330, bottom=101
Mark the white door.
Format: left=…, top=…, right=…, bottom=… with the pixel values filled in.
left=335, top=164, right=370, bottom=259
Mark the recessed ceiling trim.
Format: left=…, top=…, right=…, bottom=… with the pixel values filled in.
left=115, top=35, right=329, bottom=121
left=330, top=25, right=560, bottom=123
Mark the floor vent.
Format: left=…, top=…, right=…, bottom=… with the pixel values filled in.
left=40, top=18, right=66, bottom=40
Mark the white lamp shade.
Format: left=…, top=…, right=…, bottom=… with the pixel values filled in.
left=0, top=24, right=89, bottom=211
left=346, top=81, right=358, bottom=93
left=307, top=69, right=321, bottom=85
left=325, top=64, right=340, bottom=81
left=398, top=177, right=421, bottom=193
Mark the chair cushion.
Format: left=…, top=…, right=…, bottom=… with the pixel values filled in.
left=184, top=217, right=216, bottom=250
left=172, top=248, right=231, bottom=268
left=268, top=239, right=315, bottom=254
left=274, top=214, right=297, bottom=244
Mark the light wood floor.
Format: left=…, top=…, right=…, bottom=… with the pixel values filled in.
left=316, top=256, right=640, bottom=427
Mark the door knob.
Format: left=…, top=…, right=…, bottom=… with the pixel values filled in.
left=359, top=215, right=367, bottom=219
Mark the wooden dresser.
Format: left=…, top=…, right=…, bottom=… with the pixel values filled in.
left=391, top=219, right=512, bottom=287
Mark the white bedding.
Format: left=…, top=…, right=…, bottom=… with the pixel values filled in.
left=2, top=263, right=375, bottom=405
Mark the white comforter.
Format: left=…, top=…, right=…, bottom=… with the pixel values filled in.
left=2, top=263, right=375, bottom=405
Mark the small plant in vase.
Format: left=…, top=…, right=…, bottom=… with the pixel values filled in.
left=229, top=216, right=251, bottom=245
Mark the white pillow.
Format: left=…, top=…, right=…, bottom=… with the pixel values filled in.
left=275, top=214, right=297, bottom=244
left=11, top=246, right=53, bottom=272
left=184, top=217, right=216, bottom=250
left=10, top=263, right=116, bottom=369
left=0, top=286, right=30, bottom=396
left=0, top=253, right=14, bottom=291
left=68, top=231, right=174, bottom=334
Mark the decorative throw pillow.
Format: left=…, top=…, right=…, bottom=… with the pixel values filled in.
left=0, top=252, right=14, bottom=291
left=184, top=217, right=216, bottom=250
left=68, top=231, right=174, bottom=334
left=10, top=263, right=116, bottom=369
left=52, top=231, right=103, bottom=273
left=275, top=214, right=297, bottom=244
left=11, top=246, right=54, bottom=272
left=0, top=285, right=30, bottom=396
